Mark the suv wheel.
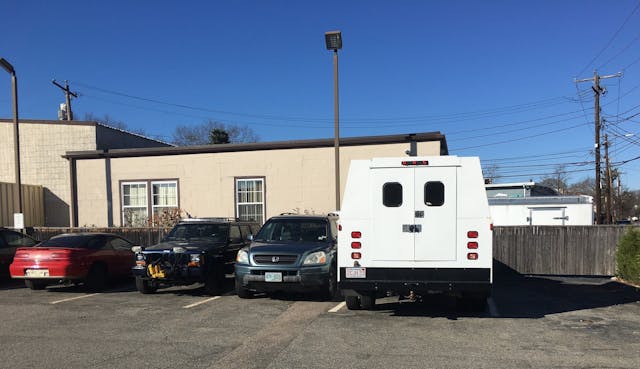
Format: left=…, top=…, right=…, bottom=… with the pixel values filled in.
left=320, top=265, right=337, bottom=301
left=135, top=276, right=157, bottom=294
left=235, top=278, right=252, bottom=299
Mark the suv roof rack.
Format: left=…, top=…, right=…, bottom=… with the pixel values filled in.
left=179, top=217, right=237, bottom=223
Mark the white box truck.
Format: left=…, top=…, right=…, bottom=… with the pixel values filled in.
left=337, top=156, right=493, bottom=310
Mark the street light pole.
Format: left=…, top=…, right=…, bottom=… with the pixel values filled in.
left=0, top=58, right=22, bottom=216
left=325, top=31, right=342, bottom=211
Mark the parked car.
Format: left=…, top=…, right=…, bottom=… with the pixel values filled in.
left=10, top=233, right=135, bottom=290
left=234, top=213, right=339, bottom=299
left=131, top=218, right=259, bottom=295
left=0, top=228, right=39, bottom=279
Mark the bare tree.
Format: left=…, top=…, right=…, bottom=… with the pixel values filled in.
left=84, top=113, right=147, bottom=136
left=539, top=164, right=569, bottom=194
left=172, top=120, right=259, bottom=146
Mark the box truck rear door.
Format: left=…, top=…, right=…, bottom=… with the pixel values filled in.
left=414, top=166, right=457, bottom=261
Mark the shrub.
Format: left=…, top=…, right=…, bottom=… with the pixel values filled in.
left=616, top=227, right=640, bottom=284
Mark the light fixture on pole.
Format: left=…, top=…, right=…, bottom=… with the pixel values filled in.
left=0, top=57, right=22, bottom=220
left=325, top=30, right=342, bottom=211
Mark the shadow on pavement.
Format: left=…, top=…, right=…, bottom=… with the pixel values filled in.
left=376, top=260, right=640, bottom=319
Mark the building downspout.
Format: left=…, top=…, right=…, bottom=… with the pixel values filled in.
left=68, top=157, right=78, bottom=227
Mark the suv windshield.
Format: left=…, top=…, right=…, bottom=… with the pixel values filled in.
left=164, top=223, right=229, bottom=243
left=254, top=219, right=328, bottom=243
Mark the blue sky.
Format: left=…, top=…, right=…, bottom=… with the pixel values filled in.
left=2, top=1, right=640, bottom=189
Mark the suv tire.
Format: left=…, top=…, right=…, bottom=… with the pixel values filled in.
left=235, top=278, right=252, bottom=299
left=135, top=276, right=157, bottom=294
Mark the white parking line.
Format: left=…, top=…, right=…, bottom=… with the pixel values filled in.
left=182, top=296, right=221, bottom=309
left=50, top=293, right=101, bottom=305
left=487, top=297, right=500, bottom=317
left=328, top=301, right=346, bottom=313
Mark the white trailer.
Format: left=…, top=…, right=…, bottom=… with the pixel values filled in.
left=487, top=196, right=594, bottom=226
left=338, top=156, right=493, bottom=310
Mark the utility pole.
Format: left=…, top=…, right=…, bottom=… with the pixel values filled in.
left=575, top=70, right=621, bottom=224
left=52, top=80, right=78, bottom=120
left=604, top=134, right=614, bottom=224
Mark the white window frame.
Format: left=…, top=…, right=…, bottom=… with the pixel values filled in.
left=235, top=177, right=265, bottom=224
left=121, top=181, right=149, bottom=227
left=151, top=180, right=179, bottom=217
left=121, top=180, right=179, bottom=226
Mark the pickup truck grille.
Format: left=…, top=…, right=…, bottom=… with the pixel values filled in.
left=252, top=255, right=298, bottom=265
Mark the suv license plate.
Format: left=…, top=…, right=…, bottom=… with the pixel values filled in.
left=265, top=272, right=283, bottom=282
left=345, top=267, right=366, bottom=278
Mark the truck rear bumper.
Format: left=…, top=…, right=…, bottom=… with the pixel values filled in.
left=338, top=267, right=491, bottom=297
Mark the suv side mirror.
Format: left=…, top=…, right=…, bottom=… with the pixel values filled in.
left=247, top=234, right=254, bottom=241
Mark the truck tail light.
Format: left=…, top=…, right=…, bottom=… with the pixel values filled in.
left=351, top=231, right=361, bottom=238
left=351, top=252, right=361, bottom=259
left=467, top=253, right=478, bottom=260
left=351, top=242, right=361, bottom=249
left=467, top=231, right=478, bottom=238
left=467, top=242, right=478, bottom=249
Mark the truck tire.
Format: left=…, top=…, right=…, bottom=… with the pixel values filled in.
left=25, top=280, right=47, bottom=290
left=235, top=278, right=252, bottom=299
left=345, top=295, right=361, bottom=310
left=360, top=294, right=376, bottom=310
left=135, top=276, right=157, bottom=294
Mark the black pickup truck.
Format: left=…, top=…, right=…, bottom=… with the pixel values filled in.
left=131, top=218, right=259, bottom=295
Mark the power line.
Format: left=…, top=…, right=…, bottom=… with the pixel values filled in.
left=598, top=30, right=640, bottom=70
left=73, top=80, right=580, bottom=125
left=450, top=122, right=590, bottom=151
left=577, top=0, right=640, bottom=76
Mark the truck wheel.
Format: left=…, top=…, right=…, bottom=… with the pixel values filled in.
left=135, top=276, right=157, bottom=294
left=235, top=278, right=252, bottom=299
left=360, top=294, right=376, bottom=310
left=345, top=295, right=361, bottom=310
left=25, top=280, right=47, bottom=290
left=85, top=264, right=108, bottom=292
left=205, top=268, right=224, bottom=296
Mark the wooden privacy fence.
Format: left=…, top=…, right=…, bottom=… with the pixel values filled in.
left=0, top=182, right=45, bottom=227
left=30, top=227, right=171, bottom=246
left=26, top=225, right=633, bottom=276
left=493, top=225, right=634, bottom=276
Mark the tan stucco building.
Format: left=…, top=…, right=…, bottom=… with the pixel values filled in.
left=65, top=132, right=448, bottom=227
left=0, top=119, right=171, bottom=226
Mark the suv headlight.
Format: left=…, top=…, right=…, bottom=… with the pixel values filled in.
left=303, top=251, right=327, bottom=265
left=236, top=249, right=249, bottom=264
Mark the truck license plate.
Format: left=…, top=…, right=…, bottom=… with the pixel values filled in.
left=264, top=272, right=282, bottom=282
left=26, top=269, right=49, bottom=278
left=345, top=267, right=366, bottom=278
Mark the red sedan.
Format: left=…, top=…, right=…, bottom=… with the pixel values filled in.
left=10, top=233, right=135, bottom=291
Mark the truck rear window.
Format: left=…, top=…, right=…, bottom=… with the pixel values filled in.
left=383, top=182, right=403, bottom=207
left=425, top=181, right=444, bottom=206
